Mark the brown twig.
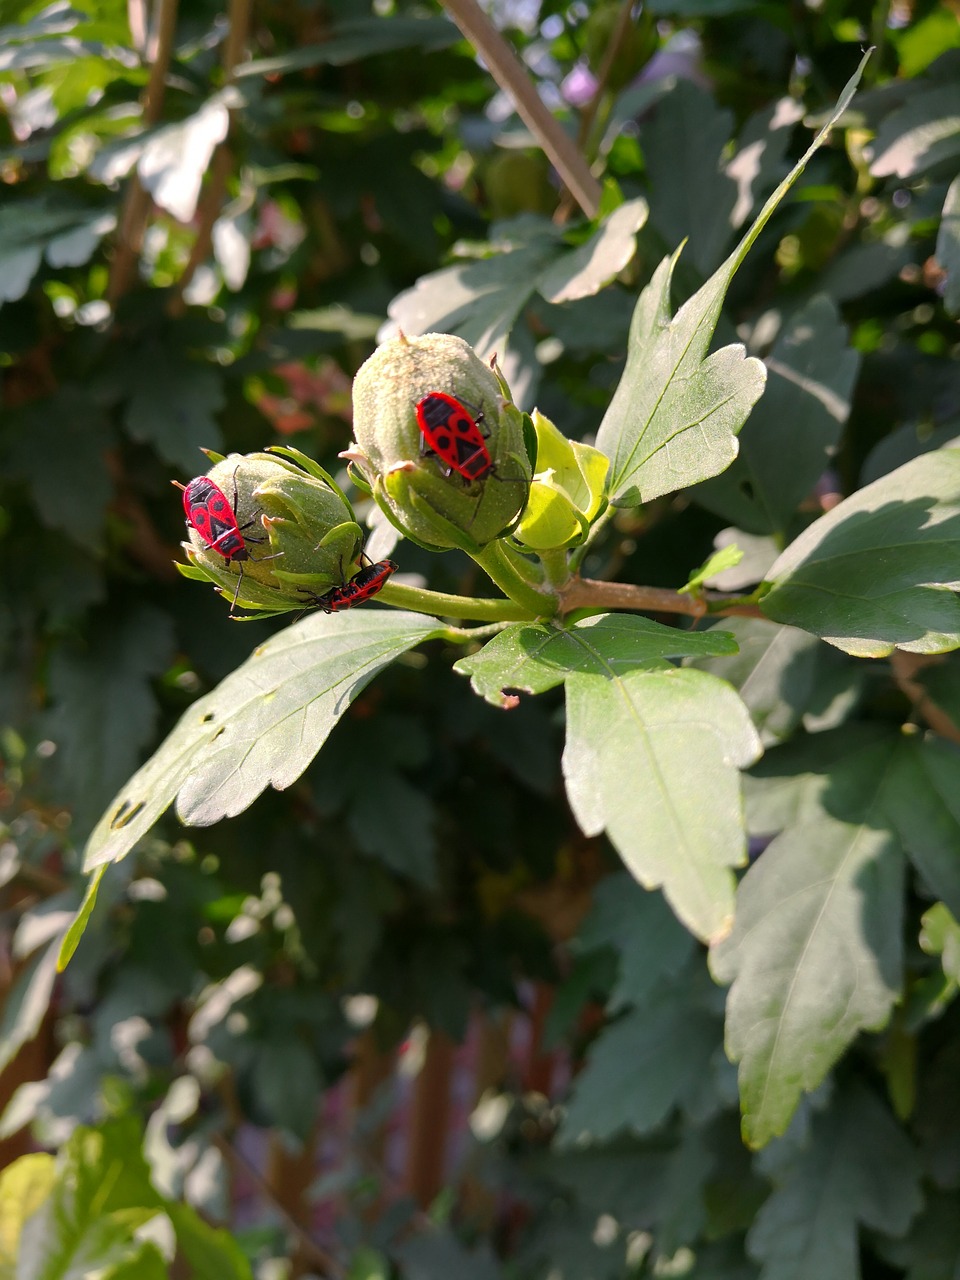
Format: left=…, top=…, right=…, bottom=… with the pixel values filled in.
left=558, top=576, right=765, bottom=619
left=211, top=1132, right=346, bottom=1278
left=555, top=0, right=636, bottom=223
left=440, top=0, right=602, bottom=218
left=167, top=0, right=252, bottom=315
left=107, top=0, right=180, bottom=304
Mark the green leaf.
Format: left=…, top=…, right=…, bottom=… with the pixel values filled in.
left=385, top=235, right=561, bottom=362
left=235, top=15, right=460, bottom=75
left=693, top=297, right=860, bottom=536
left=882, top=1190, right=960, bottom=1280
left=81, top=611, right=446, bottom=877
left=14, top=1119, right=167, bottom=1280
left=0, top=197, right=115, bottom=303
left=760, top=449, right=960, bottom=657
left=595, top=246, right=766, bottom=504
left=137, top=99, right=230, bottom=223
left=680, top=544, right=744, bottom=594
left=746, top=1083, right=922, bottom=1280
left=0, top=935, right=64, bottom=1076
left=0, top=1154, right=56, bottom=1277
left=454, top=614, right=740, bottom=707
left=458, top=616, right=756, bottom=941
left=387, top=202, right=646, bottom=368
left=596, top=53, right=870, bottom=506
left=643, top=81, right=738, bottom=275
left=884, top=734, right=960, bottom=916
left=44, top=607, right=175, bottom=833
left=122, top=342, right=225, bottom=472
left=536, top=198, right=648, bottom=303
left=936, top=174, right=960, bottom=317
left=4, top=391, right=113, bottom=551
left=712, top=731, right=904, bottom=1147
left=165, top=1204, right=253, bottom=1280
left=564, top=665, right=760, bottom=943
left=688, top=618, right=822, bottom=747
left=347, top=772, right=437, bottom=887
left=559, top=984, right=721, bottom=1143
left=867, top=82, right=960, bottom=178
left=576, top=872, right=695, bottom=1011
left=397, top=1229, right=502, bottom=1280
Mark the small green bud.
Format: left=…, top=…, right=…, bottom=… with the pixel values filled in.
left=512, top=411, right=609, bottom=551
left=350, top=333, right=532, bottom=551
left=178, top=448, right=364, bottom=615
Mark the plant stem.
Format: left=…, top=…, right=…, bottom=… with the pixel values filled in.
left=107, top=0, right=179, bottom=303
left=472, top=541, right=560, bottom=617
left=558, top=576, right=765, bottom=619
left=376, top=581, right=534, bottom=622
left=439, top=0, right=602, bottom=218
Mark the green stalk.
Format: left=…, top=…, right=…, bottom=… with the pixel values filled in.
left=376, top=581, right=534, bottom=622
left=470, top=541, right=559, bottom=617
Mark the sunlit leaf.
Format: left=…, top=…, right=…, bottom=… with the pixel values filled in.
left=596, top=54, right=870, bottom=506
left=936, top=174, right=960, bottom=316
left=693, top=296, right=859, bottom=536
left=713, top=729, right=904, bottom=1147
left=761, top=450, right=960, bottom=657
left=82, top=611, right=446, bottom=875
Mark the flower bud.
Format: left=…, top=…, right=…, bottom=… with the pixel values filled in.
left=512, top=410, right=609, bottom=551
left=178, top=448, right=364, bottom=615
left=349, top=333, right=532, bottom=551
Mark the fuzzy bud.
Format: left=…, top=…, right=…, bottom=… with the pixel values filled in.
left=349, top=333, right=532, bottom=551
left=178, top=448, right=364, bottom=616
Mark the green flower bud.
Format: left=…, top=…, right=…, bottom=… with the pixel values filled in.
left=349, top=333, right=532, bottom=551
left=177, top=447, right=364, bottom=616
left=512, top=410, right=609, bottom=551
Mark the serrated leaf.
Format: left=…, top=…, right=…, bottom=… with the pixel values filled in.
left=596, top=54, right=870, bottom=506
left=595, top=247, right=767, bottom=504
left=563, top=664, right=760, bottom=942
left=936, top=174, right=960, bottom=316
left=347, top=772, right=437, bottom=887
left=693, top=296, right=860, bottom=536
left=712, top=730, right=904, bottom=1147
left=882, top=1190, right=960, bottom=1280
left=643, top=80, right=738, bottom=274
left=454, top=614, right=740, bottom=706
left=0, top=197, right=115, bottom=303
left=397, top=1228, right=502, bottom=1280
left=537, top=198, right=648, bottom=303
left=4, top=391, right=113, bottom=551
left=760, top=449, right=960, bottom=657
left=560, top=989, right=721, bottom=1144
left=689, top=617, right=822, bottom=747
left=385, top=238, right=561, bottom=362
left=884, top=735, right=960, bottom=916
left=577, top=872, right=695, bottom=1011
left=80, top=611, right=445, bottom=882
left=387, top=202, right=646, bottom=368
left=867, top=82, right=960, bottom=178
left=122, top=342, right=225, bottom=471
left=44, top=607, right=175, bottom=833
left=746, top=1083, right=922, bottom=1280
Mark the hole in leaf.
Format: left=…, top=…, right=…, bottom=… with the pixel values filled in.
left=111, top=799, right=145, bottom=829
